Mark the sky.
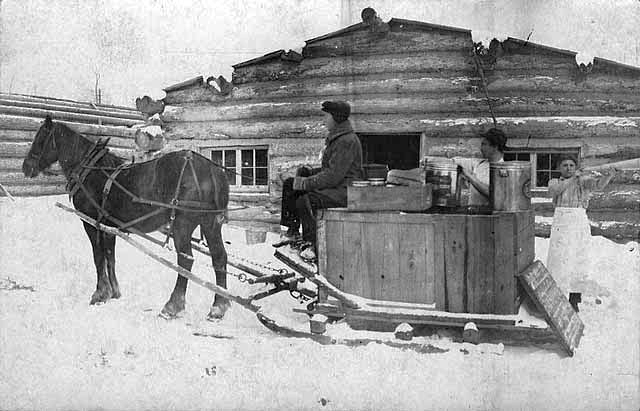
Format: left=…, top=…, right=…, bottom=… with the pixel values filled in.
left=1, top=0, right=639, bottom=107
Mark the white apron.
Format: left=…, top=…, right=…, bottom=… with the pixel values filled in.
left=545, top=207, right=592, bottom=295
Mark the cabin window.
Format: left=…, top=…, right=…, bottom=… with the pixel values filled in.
left=205, top=146, right=269, bottom=191
left=504, top=148, right=580, bottom=188
left=357, top=133, right=421, bottom=170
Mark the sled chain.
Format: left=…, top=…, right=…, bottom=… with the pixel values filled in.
left=228, top=251, right=287, bottom=275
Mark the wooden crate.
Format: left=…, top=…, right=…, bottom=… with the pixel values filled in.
left=347, top=184, right=432, bottom=211
left=317, top=209, right=534, bottom=314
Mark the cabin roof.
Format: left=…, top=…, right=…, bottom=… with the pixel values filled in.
left=305, top=22, right=367, bottom=44
left=0, top=92, right=140, bottom=113
left=232, top=49, right=303, bottom=69
left=592, top=56, right=640, bottom=74
left=387, top=18, right=470, bottom=34
left=0, top=92, right=143, bottom=126
left=304, top=18, right=470, bottom=45
left=502, top=37, right=577, bottom=57
left=162, top=8, right=640, bottom=90
left=163, top=76, right=204, bottom=93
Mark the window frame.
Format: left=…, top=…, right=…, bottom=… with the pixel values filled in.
left=201, top=145, right=270, bottom=193
left=503, top=147, right=581, bottom=191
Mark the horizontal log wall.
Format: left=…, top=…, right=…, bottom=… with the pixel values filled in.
left=0, top=98, right=144, bottom=121
left=162, top=95, right=640, bottom=123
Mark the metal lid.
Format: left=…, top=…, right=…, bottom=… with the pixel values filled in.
left=425, top=162, right=458, bottom=171
left=490, top=161, right=530, bottom=170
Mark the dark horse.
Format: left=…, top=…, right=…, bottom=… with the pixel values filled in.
left=22, top=116, right=231, bottom=320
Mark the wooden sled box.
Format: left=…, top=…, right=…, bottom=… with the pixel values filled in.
left=316, top=209, right=535, bottom=315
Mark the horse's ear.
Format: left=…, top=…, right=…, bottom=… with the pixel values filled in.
left=44, top=115, right=52, bottom=126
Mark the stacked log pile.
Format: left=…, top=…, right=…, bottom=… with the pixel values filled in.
left=159, top=9, right=640, bottom=241
left=0, top=93, right=143, bottom=197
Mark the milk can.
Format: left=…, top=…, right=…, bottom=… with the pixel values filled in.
left=490, top=161, right=531, bottom=211
left=425, top=160, right=459, bottom=207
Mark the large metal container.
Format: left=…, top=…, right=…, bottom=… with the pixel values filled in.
left=425, top=160, right=458, bottom=207
left=490, top=161, right=531, bottom=211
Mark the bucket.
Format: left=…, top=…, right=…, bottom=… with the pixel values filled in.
left=490, top=161, right=531, bottom=211
left=425, top=160, right=459, bottom=207
left=245, top=228, right=267, bottom=245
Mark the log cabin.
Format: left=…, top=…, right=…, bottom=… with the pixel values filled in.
left=0, top=93, right=144, bottom=196
left=157, top=8, right=639, bottom=241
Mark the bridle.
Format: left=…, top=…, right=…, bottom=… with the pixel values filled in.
left=27, top=126, right=58, bottom=169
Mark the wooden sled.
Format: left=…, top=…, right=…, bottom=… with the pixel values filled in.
left=275, top=244, right=584, bottom=356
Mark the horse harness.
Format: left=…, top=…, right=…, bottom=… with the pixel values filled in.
left=67, top=139, right=227, bottom=247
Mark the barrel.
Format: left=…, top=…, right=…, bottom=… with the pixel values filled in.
left=490, top=161, right=531, bottom=211
left=425, top=161, right=458, bottom=207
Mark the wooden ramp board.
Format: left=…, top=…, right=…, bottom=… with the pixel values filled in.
left=517, top=260, right=584, bottom=356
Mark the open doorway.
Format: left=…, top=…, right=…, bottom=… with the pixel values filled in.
left=357, top=133, right=421, bottom=170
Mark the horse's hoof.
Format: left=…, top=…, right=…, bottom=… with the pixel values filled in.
left=207, top=301, right=231, bottom=321
left=90, top=291, right=110, bottom=305
left=160, top=300, right=184, bottom=320
left=111, top=290, right=121, bottom=299
left=158, top=310, right=177, bottom=320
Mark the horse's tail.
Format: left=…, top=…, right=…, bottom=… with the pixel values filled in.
left=208, top=162, right=230, bottom=224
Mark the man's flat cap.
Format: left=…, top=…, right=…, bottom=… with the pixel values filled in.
left=321, top=101, right=351, bottom=118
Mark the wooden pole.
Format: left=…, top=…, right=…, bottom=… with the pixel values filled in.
left=0, top=182, right=16, bottom=201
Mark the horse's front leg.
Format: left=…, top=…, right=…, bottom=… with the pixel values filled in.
left=82, top=222, right=113, bottom=305
left=103, top=233, right=120, bottom=299
left=160, top=220, right=195, bottom=319
left=202, top=218, right=230, bottom=321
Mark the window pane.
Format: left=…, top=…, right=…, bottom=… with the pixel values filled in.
left=241, top=168, right=254, bottom=185
left=517, top=153, right=530, bottom=161
left=241, top=150, right=253, bottom=167
left=536, top=171, right=550, bottom=187
left=537, top=153, right=550, bottom=170
left=255, top=149, right=268, bottom=167
left=550, top=171, right=562, bottom=180
left=225, top=170, right=236, bottom=185
left=224, top=150, right=236, bottom=168
left=256, top=167, right=268, bottom=185
left=210, top=150, right=222, bottom=165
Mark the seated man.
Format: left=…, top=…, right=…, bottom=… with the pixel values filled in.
left=279, top=101, right=363, bottom=260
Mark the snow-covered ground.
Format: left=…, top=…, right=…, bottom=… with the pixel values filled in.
left=1, top=196, right=638, bottom=411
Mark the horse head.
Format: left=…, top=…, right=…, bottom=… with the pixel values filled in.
left=22, top=115, right=59, bottom=177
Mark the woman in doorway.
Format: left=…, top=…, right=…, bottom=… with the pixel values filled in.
left=456, top=128, right=507, bottom=206
left=546, top=154, right=617, bottom=311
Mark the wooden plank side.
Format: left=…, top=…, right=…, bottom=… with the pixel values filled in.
left=316, top=216, right=328, bottom=278
left=342, top=221, right=364, bottom=297
left=399, top=223, right=428, bottom=304
left=493, top=213, right=518, bottom=314
left=517, top=261, right=584, bottom=356
left=433, top=216, right=447, bottom=310
left=466, top=215, right=495, bottom=314
left=516, top=210, right=536, bottom=274
left=381, top=222, right=401, bottom=302
left=443, top=215, right=466, bottom=312
left=423, top=222, right=436, bottom=305
left=347, top=184, right=432, bottom=211
left=362, top=222, right=385, bottom=300
left=323, top=219, right=344, bottom=292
